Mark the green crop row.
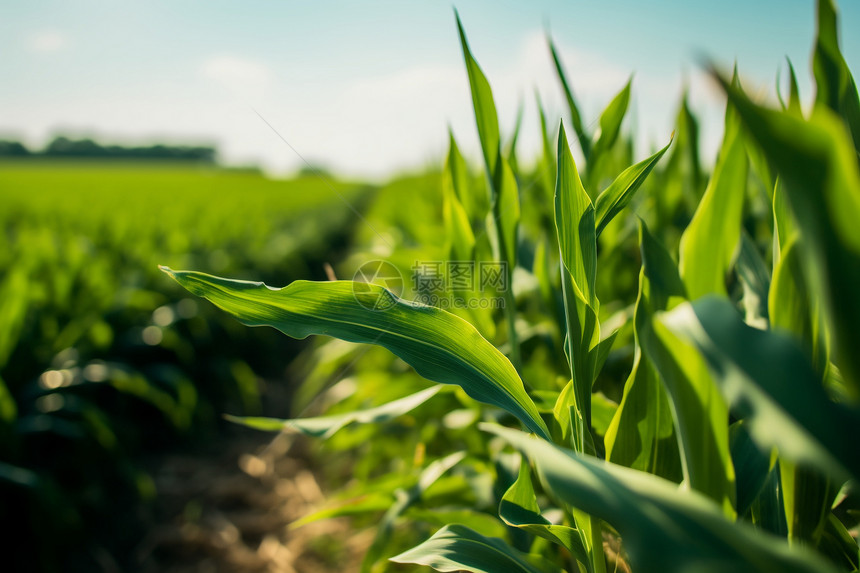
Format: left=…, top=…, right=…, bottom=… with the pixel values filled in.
left=0, top=164, right=369, bottom=570
left=165, top=0, right=860, bottom=571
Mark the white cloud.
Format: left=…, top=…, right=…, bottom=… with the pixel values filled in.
left=200, top=55, right=273, bottom=100
left=26, top=30, right=68, bottom=53
left=266, top=31, right=640, bottom=178
left=225, top=30, right=650, bottom=178
left=5, top=29, right=728, bottom=179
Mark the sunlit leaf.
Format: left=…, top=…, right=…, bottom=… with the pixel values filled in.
left=363, top=452, right=467, bottom=572
left=485, top=424, right=836, bottom=573
left=716, top=73, right=860, bottom=398
left=736, top=233, right=771, bottom=329
left=391, top=523, right=560, bottom=573
left=160, top=268, right=550, bottom=439
left=444, top=137, right=477, bottom=262
left=589, top=78, right=633, bottom=182
left=643, top=304, right=736, bottom=516
left=594, top=136, right=672, bottom=238
left=500, top=458, right=590, bottom=566
left=660, top=296, right=860, bottom=482
left=456, top=11, right=500, bottom=180
left=549, top=36, right=590, bottom=159
left=605, top=222, right=683, bottom=484
left=813, top=0, right=860, bottom=152
left=225, top=386, right=441, bottom=439
left=679, top=92, right=747, bottom=301
left=555, top=123, right=596, bottom=307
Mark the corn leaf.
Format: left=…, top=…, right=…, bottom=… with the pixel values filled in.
left=224, top=386, right=441, bottom=439
left=717, top=74, right=860, bottom=399
left=497, top=155, right=521, bottom=270
left=444, top=139, right=476, bottom=262
left=555, top=123, right=596, bottom=307
left=769, top=236, right=828, bottom=373
left=536, top=91, right=558, bottom=204
left=729, top=420, right=773, bottom=518
left=736, top=232, right=771, bottom=330
left=290, top=493, right=394, bottom=529
left=605, top=222, right=683, bottom=483
left=500, top=458, right=590, bottom=567
left=783, top=58, right=803, bottom=116
left=404, top=508, right=509, bottom=539
left=456, top=11, right=500, bottom=180
left=159, top=268, right=550, bottom=439
left=813, top=0, right=860, bottom=152
left=391, top=523, right=560, bottom=573
left=554, top=123, right=600, bottom=452
left=507, top=102, right=525, bottom=176
left=679, top=91, right=747, bottom=301
left=445, top=131, right=482, bottom=225
left=590, top=78, right=632, bottom=163
left=660, top=296, right=860, bottom=482
left=548, top=36, right=590, bottom=159
left=362, top=451, right=466, bottom=573
left=484, top=424, right=837, bottom=573
left=642, top=302, right=736, bottom=516
left=779, top=459, right=837, bottom=547
left=594, top=136, right=672, bottom=238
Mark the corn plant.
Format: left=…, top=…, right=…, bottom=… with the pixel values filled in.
left=162, top=0, right=860, bottom=570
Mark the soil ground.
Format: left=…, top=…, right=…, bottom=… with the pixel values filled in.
left=133, top=429, right=370, bottom=573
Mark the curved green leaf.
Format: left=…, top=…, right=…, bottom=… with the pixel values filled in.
left=736, top=232, right=771, bottom=330
left=225, top=386, right=441, bottom=439
left=594, top=135, right=672, bottom=238
left=507, top=102, right=525, bottom=176
left=290, top=492, right=393, bottom=529
left=660, top=296, right=860, bottom=482
left=390, top=523, right=559, bottom=573
left=500, top=458, right=591, bottom=567
left=555, top=122, right=596, bottom=307
left=363, top=451, right=467, bottom=573
left=679, top=92, right=748, bottom=301
left=786, top=58, right=803, bottom=116
left=643, top=302, right=736, bottom=516
left=160, top=268, right=549, bottom=439
left=549, top=36, right=590, bottom=159
left=456, top=11, right=500, bottom=182
left=444, top=136, right=476, bottom=262
left=716, top=72, right=860, bottom=398
left=769, top=236, right=828, bottom=373
left=484, top=424, right=837, bottom=573
left=605, top=222, right=683, bottom=483
left=813, top=0, right=860, bottom=152
left=589, top=78, right=633, bottom=177
left=497, top=155, right=521, bottom=271
left=554, top=123, right=600, bottom=453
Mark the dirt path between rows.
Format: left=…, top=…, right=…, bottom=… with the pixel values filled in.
left=133, top=430, right=370, bottom=573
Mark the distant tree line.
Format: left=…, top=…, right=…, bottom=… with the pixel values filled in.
left=0, top=136, right=216, bottom=162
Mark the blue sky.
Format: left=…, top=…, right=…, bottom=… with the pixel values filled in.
left=2, top=0, right=858, bottom=178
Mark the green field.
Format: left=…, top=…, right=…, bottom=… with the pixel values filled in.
left=0, top=162, right=372, bottom=570
left=4, top=0, right=860, bottom=571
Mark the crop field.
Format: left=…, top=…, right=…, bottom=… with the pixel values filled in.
left=0, top=162, right=371, bottom=570
left=4, top=0, right=860, bottom=571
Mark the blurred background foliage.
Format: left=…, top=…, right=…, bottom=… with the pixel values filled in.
left=0, top=158, right=371, bottom=570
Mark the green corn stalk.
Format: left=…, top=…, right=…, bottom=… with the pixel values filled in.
left=159, top=1, right=860, bottom=571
